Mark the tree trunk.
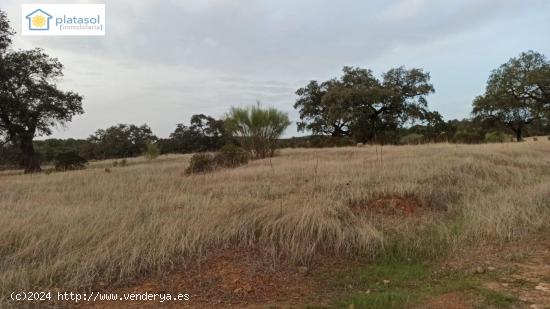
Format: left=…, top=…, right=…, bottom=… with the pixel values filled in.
left=509, top=122, right=524, bottom=142
left=332, top=126, right=344, bottom=137
left=20, top=137, right=41, bottom=173
left=514, top=127, right=523, bottom=142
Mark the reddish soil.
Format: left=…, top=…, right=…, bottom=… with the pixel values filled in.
left=61, top=225, right=549, bottom=309
left=349, top=195, right=422, bottom=216
left=425, top=231, right=550, bottom=309
left=421, top=292, right=480, bottom=309
left=64, top=233, right=550, bottom=309
left=71, top=248, right=348, bottom=309
left=480, top=239, right=550, bottom=309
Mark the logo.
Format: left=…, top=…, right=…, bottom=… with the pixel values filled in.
left=22, top=4, right=105, bottom=36
left=26, top=9, right=52, bottom=30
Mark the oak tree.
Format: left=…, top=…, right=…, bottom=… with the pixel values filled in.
left=0, top=11, right=83, bottom=172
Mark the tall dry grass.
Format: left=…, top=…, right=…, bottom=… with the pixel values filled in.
left=1, top=142, right=550, bottom=303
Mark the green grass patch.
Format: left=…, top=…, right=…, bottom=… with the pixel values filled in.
left=373, top=219, right=465, bottom=263
left=476, top=287, right=518, bottom=307
left=346, top=290, right=412, bottom=309
left=329, top=261, right=429, bottom=308
left=325, top=260, right=519, bottom=309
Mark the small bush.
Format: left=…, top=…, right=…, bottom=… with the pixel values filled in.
left=186, top=146, right=249, bottom=175
left=485, top=131, right=510, bottom=143
left=215, top=144, right=248, bottom=168
left=112, top=161, right=118, bottom=167
left=145, top=142, right=160, bottom=160
left=400, top=133, right=425, bottom=145
left=452, top=130, right=484, bottom=144
left=225, top=104, right=290, bottom=159
left=54, top=151, right=88, bottom=171
left=185, top=153, right=216, bottom=174
left=120, top=159, right=127, bottom=167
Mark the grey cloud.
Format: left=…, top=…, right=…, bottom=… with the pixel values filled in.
left=3, top=0, right=550, bottom=139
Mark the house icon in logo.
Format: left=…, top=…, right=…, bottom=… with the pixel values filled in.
left=25, top=9, right=52, bottom=31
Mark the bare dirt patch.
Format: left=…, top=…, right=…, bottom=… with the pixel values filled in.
left=483, top=243, right=550, bottom=309
left=349, top=195, right=422, bottom=216
left=437, top=231, right=550, bottom=309
left=73, top=248, right=347, bottom=308
left=421, top=292, right=480, bottom=309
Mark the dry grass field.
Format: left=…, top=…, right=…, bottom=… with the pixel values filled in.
left=1, top=141, right=550, bottom=308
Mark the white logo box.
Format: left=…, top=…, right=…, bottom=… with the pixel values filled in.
left=22, top=4, right=105, bottom=36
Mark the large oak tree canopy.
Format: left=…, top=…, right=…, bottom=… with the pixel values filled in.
left=0, top=10, right=83, bottom=173
left=294, top=66, right=435, bottom=142
left=473, top=51, right=550, bottom=141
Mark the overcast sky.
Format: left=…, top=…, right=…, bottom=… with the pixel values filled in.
left=3, top=0, right=550, bottom=139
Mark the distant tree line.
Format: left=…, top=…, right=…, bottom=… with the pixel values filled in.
left=293, top=54, right=550, bottom=145
left=0, top=110, right=290, bottom=168
left=2, top=109, right=548, bottom=170
left=1, top=9, right=550, bottom=172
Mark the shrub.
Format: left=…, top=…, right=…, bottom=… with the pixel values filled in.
left=225, top=104, right=290, bottom=159
left=185, top=153, right=216, bottom=174
left=120, top=159, right=127, bottom=167
left=400, top=133, right=425, bottom=145
left=145, top=142, right=160, bottom=160
left=278, top=136, right=356, bottom=148
left=485, top=131, right=510, bottom=143
left=452, top=130, right=484, bottom=144
left=215, top=144, right=248, bottom=168
left=112, top=160, right=118, bottom=167
left=54, top=151, right=88, bottom=171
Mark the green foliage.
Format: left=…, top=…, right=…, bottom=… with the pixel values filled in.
left=214, top=144, right=248, bottom=168
left=0, top=11, right=83, bottom=173
left=484, top=131, right=511, bottom=143
left=445, top=119, right=487, bottom=144
left=0, top=142, right=20, bottom=169
left=0, top=10, right=14, bottom=51
left=33, top=139, right=89, bottom=162
left=294, top=66, right=436, bottom=143
left=144, top=142, right=160, bottom=160
left=185, top=153, right=216, bottom=174
left=159, top=114, right=229, bottom=154
left=87, top=124, right=157, bottom=159
left=225, top=104, right=290, bottom=159
left=185, top=145, right=249, bottom=174
left=54, top=151, right=88, bottom=171
left=400, top=133, right=425, bottom=145
left=278, top=136, right=357, bottom=148
left=112, top=159, right=127, bottom=167
left=473, top=51, right=550, bottom=141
